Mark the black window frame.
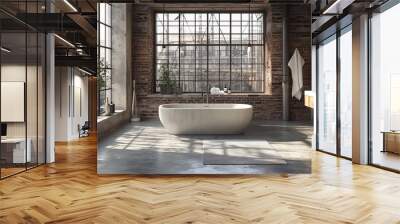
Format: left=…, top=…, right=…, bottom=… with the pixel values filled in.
left=314, top=16, right=353, bottom=161
left=154, top=11, right=266, bottom=94
left=97, top=2, right=112, bottom=115
left=367, top=0, right=400, bottom=173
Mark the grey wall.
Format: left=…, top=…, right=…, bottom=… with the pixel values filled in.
left=55, top=67, right=89, bottom=141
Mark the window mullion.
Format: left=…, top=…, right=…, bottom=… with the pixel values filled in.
left=219, top=13, right=221, bottom=90
left=195, top=13, right=197, bottom=93
left=240, top=13, right=243, bottom=92
left=229, top=13, right=232, bottom=90
left=206, top=13, right=209, bottom=92
left=167, top=14, right=169, bottom=73
left=179, top=13, right=181, bottom=91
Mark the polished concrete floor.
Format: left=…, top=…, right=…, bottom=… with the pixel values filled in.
left=98, top=119, right=313, bottom=174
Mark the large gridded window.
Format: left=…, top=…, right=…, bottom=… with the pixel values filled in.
left=97, top=3, right=112, bottom=114
left=155, top=12, right=265, bottom=93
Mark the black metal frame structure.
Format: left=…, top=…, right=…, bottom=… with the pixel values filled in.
left=367, top=0, right=400, bottom=173
left=0, top=0, right=47, bottom=180
left=97, top=2, right=112, bottom=115
left=154, top=11, right=265, bottom=93
left=315, top=19, right=353, bottom=161
left=315, top=0, right=400, bottom=174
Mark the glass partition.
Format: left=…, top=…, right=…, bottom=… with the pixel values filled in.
left=0, top=31, right=28, bottom=177
left=317, top=35, right=337, bottom=154
left=38, top=33, right=46, bottom=165
left=0, top=2, right=46, bottom=179
left=27, top=31, right=38, bottom=169
left=370, top=3, right=400, bottom=171
left=316, top=23, right=353, bottom=159
left=339, top=26, right=352, bottom=158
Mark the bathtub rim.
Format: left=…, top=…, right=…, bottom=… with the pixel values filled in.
left=159, top=103, right=253, bottom=110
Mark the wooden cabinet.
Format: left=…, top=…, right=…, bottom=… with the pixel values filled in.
left=382, top=132, right=400, bottom=154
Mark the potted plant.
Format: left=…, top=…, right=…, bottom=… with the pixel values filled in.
left=159, top=64, right=177, bottom=94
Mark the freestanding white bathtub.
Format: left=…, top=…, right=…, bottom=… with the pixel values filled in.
left=159, top=104, right=253, bottom=134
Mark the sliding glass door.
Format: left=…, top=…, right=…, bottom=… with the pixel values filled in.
left=317, top=35, right=337, bottom=154
left=316, top=24, right=353, bottom=158
left=370, top=2, right=400, bottom=171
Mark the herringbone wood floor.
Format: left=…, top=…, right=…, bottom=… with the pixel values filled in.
left=1, top=135, right=400, bottom=224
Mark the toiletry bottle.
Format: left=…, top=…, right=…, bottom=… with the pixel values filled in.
left=228, top=88, right=232, bottom=94
left=223, top=85, right=228, bottom=93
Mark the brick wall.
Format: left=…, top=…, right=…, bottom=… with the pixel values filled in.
left=132, top=3, right=312, bottom=121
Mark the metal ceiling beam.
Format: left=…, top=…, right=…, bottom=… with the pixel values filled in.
left=67, top=13, right=96, bottom=40
left=99, top=0, right=267, bottom=3
left=153, top=0, right=251, bottom=2
left=55, top=55, right=96, bottom=69
left=322, top=0, right=355, bottom=14
left=13, top=13, right=83, bottom=32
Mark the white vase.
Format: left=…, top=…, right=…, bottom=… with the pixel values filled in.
left=104, top=97, right=111, bottom=116
left=131, top=80, right=141, bottom=122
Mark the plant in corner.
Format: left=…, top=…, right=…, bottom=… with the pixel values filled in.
left=97, top=58, right=112, bottom=115
left=158, top=64, right=177, bottom=94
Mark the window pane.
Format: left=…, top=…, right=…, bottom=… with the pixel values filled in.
left=106, top=26, right=111, bottom=48
left=155, top=12, right=264, bottom=93
left=317, top=36, right=337, bottom=154
left=370, top=4, right=400, bottom=171
left=106, top=48, right=111, bottom=68
left=97, top=3, right=112, bottom=115
left=99, top=47, right=105, bottom=65
left=340, top=27, right=352, bottom=158
left=99, top=90, right=105, bottom=113
left=106, top=69, right=112, bottom=90
left=99, top=72, right=107, bottom=90
left=100, top=24, right=105, bottom=46
left=99, top=3, right=106, bottom=23
left=106, top=4, right=111, bottom=25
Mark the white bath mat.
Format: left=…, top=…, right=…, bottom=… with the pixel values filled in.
left=203, top=139, right=287, bottom=165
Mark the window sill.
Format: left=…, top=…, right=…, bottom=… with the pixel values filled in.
left=97, top=109, right=125, bottom=123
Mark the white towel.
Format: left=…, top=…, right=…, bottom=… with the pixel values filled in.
left=288, top=48, right=304, bottom=100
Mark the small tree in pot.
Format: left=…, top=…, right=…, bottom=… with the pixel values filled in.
left=159, top=64, right=177, bottom=94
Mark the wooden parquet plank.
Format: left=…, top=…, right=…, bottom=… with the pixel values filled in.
left=0, top=135, right=400, bottom=224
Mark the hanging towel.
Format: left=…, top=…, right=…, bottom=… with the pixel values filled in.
left=288, top=48, right=304, bottom=100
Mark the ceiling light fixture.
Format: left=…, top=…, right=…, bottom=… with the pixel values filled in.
left=63, top=0, right=78, bottom=12
left=54, top=34, right=76, bottom=48
left=1, top=47, right=11, bottom=53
